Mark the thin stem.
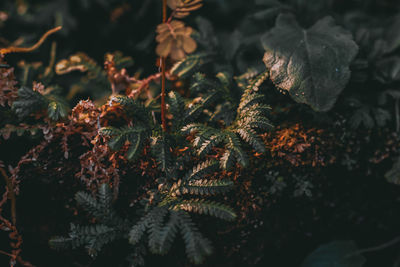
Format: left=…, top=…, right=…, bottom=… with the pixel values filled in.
left=0, top=249, right=14, bottom=258
left=161, top=57, right=167, bottom=132
left=161, top=0, right=168, bottom=132
left=163, top=0, right=167, bottom=22
left=0, top=167, right=16, bottom=225
left=345, top=235, right=400, bottom=258
left=355, top=235, right=400, bottom=255
left=0, top=26, right=62, bottom=55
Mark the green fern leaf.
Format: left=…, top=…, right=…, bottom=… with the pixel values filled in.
left=178, top=212, right=213, bottom=264
left=98, top=183, right=112, bottom=214
left=220, top=149, right=235, bottom=170
left=151, top=134, right=173, bottom=171
left=47, top=101, right=68, bottom=121
left=155, top=211, right=180, bottom=254
left=236, top=127, right=266, bottom=153
left=225, top=132, right=249, bottom=168
left=177, top=179, right=234, bottom=196
left=99, top=125, right=149, bottom=160
left=148, top=208, right=169, bottom=253
left=172, top=199, right=236, bottom=221
left=185, top=160, right=219, bottom=181
left=49, top=236, right=74, bottom=250
left=129, top=207, right=165, bottom=245
left=12, top=86, right=47, bottom=118
left=170, top=52, right=213, bottom=78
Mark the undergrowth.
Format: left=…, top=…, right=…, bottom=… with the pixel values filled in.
left=1, top=0, right=400, bottom=266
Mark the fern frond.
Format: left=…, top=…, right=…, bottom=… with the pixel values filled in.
left=129, top=207, right=166, bottom=245
left=183, top=91, right=221, bottom=124
left=98, top=183, right=112, bottom=214
left=129, top=219, right=148, bottom=245
left=242, top=71, right=269, bottom=95
left=174, top=179, right=234, bottom=196
left=51, top=224, right=118, bottom=257
left=99, top=125, right=149, bottom=160
left=110, top=95, right=152, bottom=123
left=197, top=133, right=224, bottom=156
left=181, top=123, right=205, bottom=134
left=178, top=212, right=213, bottom=264
left=184, top=103, right=204, bottom=122
left=74, top=224, right=117, bottom=257
left=190, top=72, right=216, bottom=94
left=220, top=149, right=235, bottom=170
left=151, top=134, right=173, bottom=171
left=168, top=91, right=185, bottom=129
left=239, top=104, right=269, bottom=119
left=248, top=116, right=274, bottom=130
left=238, top=93, right=265, bottom=114
left=126, top=130, right=147, bottom=160
left=201, top=91, right=220, bottom=107
left=99, top=126, right=121, bottom=137
left=236, top=127, right=266, bottom=153
left=154, top=211, right=180, bottom=254
left=235, top=68, right=260, bottom=89
left=225, top=132, right=249, bottom=168
left=49, top=236, right=74, bottom=250
left=184, top=160, right=218, bottom=181
left=75, top=192, right=103, bottom=219
left=182, top=124, right=222, bottom=155
left=110, top=94, right=135, bottom=107
left=172, top=199, right=236, bottom=221
left=192, top=126, right=217, bottom=148
left=74, top=184, right=121, bottom=225
left=47, top=98, right=69, bottom=121
left=170, top=52, right=213, bottom=78
left=148, top=208, right=169, bottom=253
left=12, top=86, right=46, bottom=118
left=50, top=185, right=127, bottom=258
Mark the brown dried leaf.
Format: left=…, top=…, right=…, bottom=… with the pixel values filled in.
left=55, top=53, right=95, bottom=75
left=156, top=20, right=197, bottom=61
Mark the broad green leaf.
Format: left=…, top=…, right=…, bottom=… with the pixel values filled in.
left=301, top=241, right=366, bottom=267
left=261, top=14, right=358, bottom=111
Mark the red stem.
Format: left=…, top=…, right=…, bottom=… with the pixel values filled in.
left=161, top=0, right=167, bottom=132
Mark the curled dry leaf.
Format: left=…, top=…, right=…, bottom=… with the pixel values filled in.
left=167, top=0, right=203, bottom=18
left=156, top=20, right=197, bottom=61
left=55, top=52, right=95, bottom=75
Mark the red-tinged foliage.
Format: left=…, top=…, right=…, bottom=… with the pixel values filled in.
left=0, top=56, right=17, bottom=107
left=104, top=53, right=137, bottom=95
left=263, top=124, right=337, bottom=167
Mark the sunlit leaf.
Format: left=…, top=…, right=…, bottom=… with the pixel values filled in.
left=261, top=14, right=358, bottom=111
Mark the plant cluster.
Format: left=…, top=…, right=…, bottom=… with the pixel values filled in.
left=1, top=0, right=400, bottom=266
